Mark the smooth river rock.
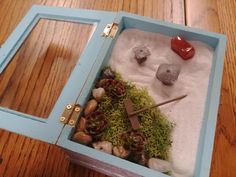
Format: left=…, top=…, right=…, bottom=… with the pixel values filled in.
left=92, top=141, right=113, bottom=154
left=92, top=87, right=105, bottom=101
left=113, top=146, right=130, bottom=159
left=148, top=158, right=171, bottom=173
left=84, top=99, right=98, bottom=116
left=73, top=131, right=92, bottom=145
left=76, top=117, right=87, bottom=132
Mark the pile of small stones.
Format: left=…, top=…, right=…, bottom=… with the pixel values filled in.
left=72, top=67, right=172, bottom=173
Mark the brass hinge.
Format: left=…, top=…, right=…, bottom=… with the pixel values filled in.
left=102, top=23, right=119, bottom=38
left=59, top=104, right=82, bottom=126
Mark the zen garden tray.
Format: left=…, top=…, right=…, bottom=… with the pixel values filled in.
left=0, top=5, right=226, bottom=177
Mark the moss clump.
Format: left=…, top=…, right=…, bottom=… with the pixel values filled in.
left=98, top=95, right=129, bottom=146
left=98, top=71, right=173, bottom=160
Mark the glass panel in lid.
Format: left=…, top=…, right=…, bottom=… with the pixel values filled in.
left=0, top=19, right=94, bottom=119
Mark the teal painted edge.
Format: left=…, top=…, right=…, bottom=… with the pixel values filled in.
left=57, top=11, right=226, bottom=177
left=194, top=36, right=226, bottom=177
left=0, top=5, right=116, bottom=73
left=0, top=5, right=116, bottom=144
left=117, top=12, right=224, bottom=48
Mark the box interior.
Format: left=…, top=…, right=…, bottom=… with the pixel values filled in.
left=58, top=14, right=224, bottom=177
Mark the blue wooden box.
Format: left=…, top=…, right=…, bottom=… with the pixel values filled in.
left=0, top=5, right=226, bottom=177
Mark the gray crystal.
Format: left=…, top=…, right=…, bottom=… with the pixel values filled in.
left=133, top=45, right=151, bottom=64
left=156, top=64, right=180, bottom=85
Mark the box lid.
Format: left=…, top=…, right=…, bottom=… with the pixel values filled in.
left=0, top=5, right=117, bottom=144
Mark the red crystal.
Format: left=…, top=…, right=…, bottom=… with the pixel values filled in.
left=171, top=36, right=195, bottom=60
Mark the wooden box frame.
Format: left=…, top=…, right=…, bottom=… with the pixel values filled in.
left=0, top=5, right=226, bottom=177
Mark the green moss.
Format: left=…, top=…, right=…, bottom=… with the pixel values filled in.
left=98, top=71, right=173, bottom=160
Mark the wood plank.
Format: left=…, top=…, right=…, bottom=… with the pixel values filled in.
left=0, top=20, right=92, bottom=118
left=0, top=0, right=185, bottom=177
left=185, top=0, right=236, bottom=177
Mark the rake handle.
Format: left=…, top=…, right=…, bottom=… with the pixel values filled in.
left=128, top=94, right=187, bottom=117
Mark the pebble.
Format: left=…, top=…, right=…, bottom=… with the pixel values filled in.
left=97, top=79, right=126, bottom=98
left=73, top=131, right=92, bottom=145
left=156, top=63, right=180, bottom=85
left=113, top=146, right=130, bottom=159
left=92, top=87, right=105, bottom=101
left=84, top=99, right=98, bottom=116
left=102, top=68, right=115, bottom=79
left=133, top=45, right=151, bottom=64
left=76, top=117, right=87, bottom=132
left=148, top=158, right=171, bottom=173
left=92, top=141, right=113, bottom=154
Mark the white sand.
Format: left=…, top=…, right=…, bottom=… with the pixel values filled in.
left=109, top=29, right=213, bottom=177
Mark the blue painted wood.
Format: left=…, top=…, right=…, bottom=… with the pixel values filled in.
left=0, top=5, right=116, bottom=144
left=194, top=36, right=226, bottom=177
left=57, top=12, right=226, bottom=177
left=117, top=12, right=221, bottom=48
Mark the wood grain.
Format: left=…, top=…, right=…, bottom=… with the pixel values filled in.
left=186, top=0, right=236, bottom=177
left=4, top=0, right=235, bottom=177
left=0, top=19, right=92, bottom=118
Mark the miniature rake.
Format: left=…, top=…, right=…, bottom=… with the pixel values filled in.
left=124, top=94, right=187, bottom=130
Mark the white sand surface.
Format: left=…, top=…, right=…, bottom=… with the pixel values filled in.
left=109, top=29, right=213, bottom=177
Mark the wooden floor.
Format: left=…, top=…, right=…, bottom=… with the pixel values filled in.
left=0, top=0, right=235, bottom=177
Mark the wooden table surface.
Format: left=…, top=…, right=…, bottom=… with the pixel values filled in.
left=0, top=0, right=235, bottom=177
